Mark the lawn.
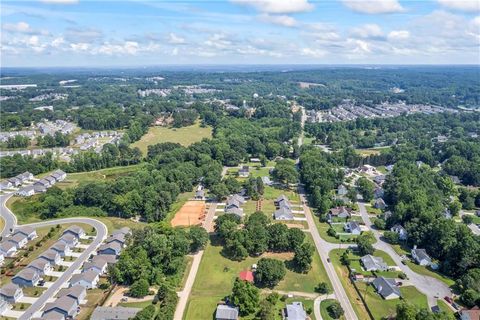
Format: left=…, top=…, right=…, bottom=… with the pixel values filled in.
left=437, top=300, right=455, bottom=315
left=132, top=122, right=212, bottom=155
left=119, top=301, right=154, bottom=308
left=320, top=299, right=345, bottom=320
left=185, top=234, right=330, bottom=320
left=313, top=218, right=356, bottom=244
left=55, top=165, right=142, bottom=189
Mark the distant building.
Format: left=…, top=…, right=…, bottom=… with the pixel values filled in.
left=391, top=224, right=408, bottom=241
left=283, top=301, right=307, bottom=320
left=328, top=206, right=353, bottom=220
left=374, top=198, right=386, bottom=210
left=361, top=255, right=388, bottom=272
left=411, top=247, right=433, bottom=267
left=7, top=233, right=28, bottom=249
left=14, top=226, right=37, bottom=240
left=59, top=234, right=78, bottom=248
left=62, top=225, right=85, bottom=239
left=274, top=207, right=294, bottom=220
left=42, top=296, right=79, bottom=319
left=50, top=241, right=72, bottom=257
left=0, top=241, right=17, bottom=257
left=98, top=242, right=122, bottom=256
left=238, top=166, right=250, bottom=178
left=372, top=277, right=401, bottom=300
left=57, top=285, right=87, bottom=304
left=344, top=221, right=361, bottom=235
left=39, top=249, right=62, bottom=266
left=215, top=305, right=239, bottom=320
left=27, top=258, right=52, bottom=275
left=83, top=258, right=108, bottom=275
left=337, top=184, right=348, bottom=196
left=238, top=270, right=254, bottom=283
left=459, top=306, right=480, bottom=320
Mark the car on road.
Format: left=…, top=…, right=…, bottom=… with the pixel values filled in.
left=121, top=297, right=128, bottom=302
left=327, top=258, right=331, bottom=263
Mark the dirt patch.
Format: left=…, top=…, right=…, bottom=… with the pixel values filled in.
left=171, top=200, right=206, bottom=227
left=262, top=251, right=294, bottom=260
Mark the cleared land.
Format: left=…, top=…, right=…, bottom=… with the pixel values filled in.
left=171, top=200, right=206, bottom=227
left=132, top=123, right=212, bottom=155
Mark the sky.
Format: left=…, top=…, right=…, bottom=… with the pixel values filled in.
left=1, top=0, right=479, bottom=67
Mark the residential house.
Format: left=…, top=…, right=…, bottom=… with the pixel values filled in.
left=337, top=184, right=348, bottom=196
left=0, top=180, right=13, bottom=191
left=57, top=285, right=87, bottom=304
left=69, top=270, right=99, bottom=289
left=18, top=172, right=34, bottom=182
left=283, top=302, right=307, bottom=320
left=14, top=226, right=37, bottom=240
left=225, top=207, right=244, bottom=219
left=39, top=249, right=62, bottom=266
left=50, top=241, right=72, bottom=257
left=411, top=247, right=432, bottom=267
left=372, top=277, right=401, bottom=300
left=459, top=306, right=480, bottom=320
left=391, top=224, right=408, bottom=241
left=328, top=206, right=353, bottom=220
left=361, top=255, right=388, bottom=272
left=42, top=296, right=79, bottom=319
left=0, top=299, right=7, bottom=315
left=275, top=195, right=291, bottom=209
left=62, top=225, right=85, bottom=239
left=51, top=169, right=67, bottom=182
left=374, top=175, right=386, bottom=185
left=374, top=198, right=386, bottom=210
left=0, top=283, right=23, bottom=303
left=374, top=187, right=384, bottom=199
left=274, top=207, right=294, bottom=220
left=34, top=179, right=50, bottom=189
left=112, top=227, right=131, bottom=237
left=195, top=189, right=205, bottom=200
left=27, top=258, right=52, bottom=275
left=12, top=268, right=40, bottom=287
left=33, top=183, right=47, bottom=193
left=44, top=176, right=57, bottom=187
left=383, top=211, right=393, bottom=220
left=238, top=166, right=249, bottom=178
left=92, top=254, right=117, bottom=266
left=105, top=233, right=126, bottom=247
left=7, top=233, right=28, bottom=249
left=83, top=258, right=108, bottom=275
left=238, top=270, right=254, bottom=283
left=344, top=221, right=361, bottom=235
left=215, top=305, right=239, bottom=320
left=98, top=242, right=122, bottom=256
left=261, top=176, right=272, bottom=186
left=90, top=307, right=141, bottom=320
left=7, top=177, right=22, bottom=187
left=59, top=234, right=78, bottom=248
left=0, top=241, right=17, bottom=257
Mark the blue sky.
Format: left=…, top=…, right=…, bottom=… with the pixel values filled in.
left=1, top=0, right=479, bottom=67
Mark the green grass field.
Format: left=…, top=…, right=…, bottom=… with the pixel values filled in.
left=320, top=299, right=346, bottom=320
left=55, top=165, right=142, bottom=189
left=132, top=122, right=212, bottom=155
left=185, top=234, right=330, bottom=320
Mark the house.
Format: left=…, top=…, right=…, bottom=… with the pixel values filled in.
left=39, top=249, right=62, bottom=266
left=215, top=305, right=239, bottom=320
left=383, top=211, right=393, bottom=220
left=374, top=198, right=386, bottom=210
left=27, top=258, right=52, bottom=275
left=274, top=207, right=294, bottom=220
left=225, top=199, right=241, bottom=211
left=0, top=241, right=17, bottom=257
left=238, top=166, right=249, bottom=178
left=14, top=226, right=37, bottom=240
left=62, top=225, right=85, bottom=239
left=112, top=227, right=131, bottom=237
left=0, top=283, right=23, bottom=303
left=50, top=241, right=72, bottom=257
left=83, top=258, right=108, bottom=275
left=59, top=234, right=78, bottom=248
left=33, top=184, right=47, bottom=193
left=275, top=195, right=291, bottom=209
left=195, top=189, right=205, bottom=200
left=283, top=302, right=307, bottom=320
left=459, top=306, right=480, bottom=320
left=344, top=221, right=361, bottom=235
left=7, top=233, right=28, bottom=249
left=98, top=242, right=122, bottom=256
left=16, top=186, right=35, bottom=197
left=51, top=169, right=67, bottom=182
left=70, top=270, right=99, bottom=289
left=92, top=254, right=117, bottom=265
left=328, top=206, right=353, bottom=220
left=0, top=180, right=13, bottom=191
left=361, top=255, right=388, bottom=272
left=34, top=179, right=50, bottom=189
left=106, top=233, right=126, bottom=247
left=7, top=177, right=22, bottom=187
left=372, top=277, right=401, bottom=300
left=374, top=187, right=384, bottom=199
left=44, top=176, right=56, bottom=186
left=337, top=184, right=348, bottom=196
left=42, top=296, right=79, bottom=319
left=57, top=285, right=87, bottom=304
left=238, top=270, right=254, bottom=283
left=12, top=268, right=40, bottom=287
left=391, top=224, right=408, bottom=241
left=374, top=175, right=386, bottom=185
left=411, top=247, right=432, bottom=266
left=0, top=299, right=7, bottom=315
left=225, top=207, right=244, bottom=219
left=18, top=171, right=34, bottom=182
left=261, top=176, right=272, bottom=186
left=90, top=307, right=141, bottom=320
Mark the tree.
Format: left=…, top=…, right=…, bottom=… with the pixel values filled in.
left=133, top=305, right=155, bottom=320
left=356, top=233, right=375, bottom=255
left=254, top=258, right=286, bottom=288
left=462, top=215, right=474, bottom=225
left=230, top=278, right=260, bottom=316
left=315, top=282, right=330, bottom=294
left=327, top=301, right=344, bottom=319
left=292, top=242, right=314, bottom=273
left=272, top=159, right=299, bottom=185
left=267, top=223, right=290, bottom=252
left=373, top=218, right=386, bottom=230
left=189, top=226, right=208, bottom=252
left=383, top=231, right=400, bottom=244
left=448, top=200, right=462, bottom=216
left=129, top=278, right=149, bottom=298
left=461, top=289, right=480, bottom=308
left=356, top=177, right=375, bottom=202
left=288, top=228, right=305, bottom=250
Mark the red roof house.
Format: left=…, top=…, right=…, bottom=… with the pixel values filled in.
left=238, top=270, right=254, bottom=283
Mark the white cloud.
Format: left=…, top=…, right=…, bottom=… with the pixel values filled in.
left=70, top=43, right=90, bottom=52
left=27, top=35, right=40, bottom=46
left=231, top=0, right=314, bottom=14
left=3, top=22, right=31, bottom=33
left=65, top=28, right=103, bottom=43
left=351, top=24, right=384, bottom=39
left=388, top=30, right=410, bottom=41
left=301, top=47, right=327, bottom=58
left=259, top=14, right=297, bottom=27
left=167, top=33, right=186, bottom=44
left=51, top=37, right=65, bottom=48
left=204, top=34, right=232, bottom=49
left=172, top=47, right=179, bottom=56
left=437, top=0, right=480, bottom=12
left=342, top=0, right=405, bottom=14
left=97, top=41, right=139, bottom=55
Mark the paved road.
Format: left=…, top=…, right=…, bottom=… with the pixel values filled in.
left=0, top=195, right=108, bottom=320
left=314, top=294, right=336, bottom=320
left=357, top=202, right=451, bottom=307
left=0, top=194, right=17, bottom=237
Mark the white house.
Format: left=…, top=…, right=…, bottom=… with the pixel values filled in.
left=16, top=186, right=35, bottom=197
left=411, top=246, right=433, bottom=267
left=390, top=224, right=408, bottom=241
left=59, top=234, right=79, bottom=248
left=70, top=270, right=99, bottom=289
left=63, top=225, right=85, bottom=239
left=14, top=226, right=37, bottom=240
left=50, top=241, right=72, bottom=257
left=27, top=258, right=52, bottom=275
left=39, top=249, right=62, bottom=266
left=7, top=233, right=28, bottom=249
left=344, top=221, right=362, bottom=235
left=372, top=277, right=401, bottom=300
left=0, top=241, right=17, bottom=257
left=0, top=283, right=23, bottom=303
left=83, top=258, right=108, bottom=275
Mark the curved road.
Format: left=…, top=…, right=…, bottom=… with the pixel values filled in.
left=0, top=193, right=107, bottom=320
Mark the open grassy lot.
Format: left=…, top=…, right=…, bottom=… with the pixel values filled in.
left=185, top=233, right=330, bottom=320
left=55, top=165, right=142, bottom=189
left=320, top=299, right=345, bottom=320
left=132, top=122, right=212, bottom=155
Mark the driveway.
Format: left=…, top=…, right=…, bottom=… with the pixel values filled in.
left=17, top=296, right=39, bottom=304
left=3, top=309, right=25, bottom=318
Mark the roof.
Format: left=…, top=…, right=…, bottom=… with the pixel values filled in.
left=238, top=270, right=254, bottom=282
left=28, top=258, right=50, bottom=271
left=460, top=306, right=480, bottom=320
left=90, top=307, right=141, bottom=320
left=391, top=224, right=406, bottom=232
left=275, top=195, right=289, bottom=203
left=19, top=186, right=35, bottom=193
left=106, top=233, right=125, bottom=244
left=345, top=221, right=361, bottom=232
left=14, top=226, right=36, bottom=236
left=40, top=310, right=65, bottom=320
left=229, top=194, right=245, bottom=204
left=225, top=207, right=244, bottom=218
left=8, top=233, right=28, bottom=244
left=329, top=206, right=352, bottom=216
left=98, top=242, right=122, bottom=254
left=83, top=259, right=107, bottom=271
left=63, top=225, right=85, bottom=236
left=59, top=233, right=77, bottom=244
left=0, top=241, right=17, bottom=252
left=93, top=254, right=117, bottom=264
left=13, top=268, right=39, bottom=282
left=412, top=248, right=431, bottom=262
left=71, top=270, right=99, bottom=284
left=51, top=241, right=69, bottom=252
left=361, top=255, right=387, bottom=271
left=43, top=296, right=78, bottom=314
left=372, top=277, right=401, bottom=298
left=215, top=305, right=239, bottom=320
left=40, top=249, right=60, bottom=261
left=285, top=302, right=307, bottom=320
left=112, top=227, right=131, bottom=236
left=57, top=285, right=86, bottom=301
left=274, top=207, right=293, bottom=220
left=0, top=283, right=22, bottom=297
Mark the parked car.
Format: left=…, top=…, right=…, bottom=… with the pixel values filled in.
left=444, top=296, right=453, bottom=304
